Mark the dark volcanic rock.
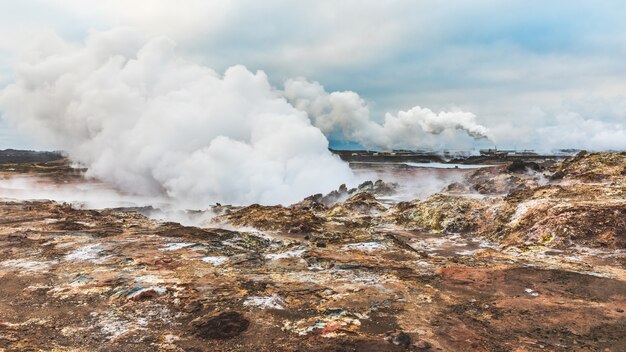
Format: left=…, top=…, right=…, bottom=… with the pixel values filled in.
left=190, top=311, right=250, bottom=339
left=507, top=160, right=542, bottom=173
left=385, top=331, right=411, bottom=348
left=358, top=179, right=398, bottom=197
left=297, top=179, right=399, bottom=208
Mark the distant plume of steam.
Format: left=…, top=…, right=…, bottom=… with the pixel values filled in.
left=0, top=28, right=490, bottom=206
left=283, top=78, right=491, bottom=149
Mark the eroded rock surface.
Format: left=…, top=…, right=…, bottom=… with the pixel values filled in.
left=0, top=152, right=624, bottom=351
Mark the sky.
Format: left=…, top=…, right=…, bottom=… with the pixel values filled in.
left=0, top=0, right=625, bottom=151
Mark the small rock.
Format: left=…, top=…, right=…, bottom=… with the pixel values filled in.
left=413, top=339, right=431, bottom=350
left=127, top=286, right=167, bottom=301
left=387, top=331, right=411, bottom=348
left=524, top=288, right=539, bottom=297
left=183, top=300, right=202, bottom=313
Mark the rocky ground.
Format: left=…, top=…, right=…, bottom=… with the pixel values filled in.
left=0, top=152, right=624, bottom=351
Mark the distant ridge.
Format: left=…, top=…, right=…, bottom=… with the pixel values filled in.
left=0, top=149, right=65, bottom=163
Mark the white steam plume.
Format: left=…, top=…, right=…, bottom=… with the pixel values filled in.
left=0, top=28, right=491, bottom=207
left=0, top=29, right=353, bottom=207
left=283, top=77, right=491, bottom=150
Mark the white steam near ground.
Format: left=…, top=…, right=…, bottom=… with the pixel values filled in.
left=0, top=176, right=163, bottom=209
left=0, top=28, right=491, bottom=207
left=0, top=176, right=217, bottom=226
left=0, top=166, right=472, bottom=227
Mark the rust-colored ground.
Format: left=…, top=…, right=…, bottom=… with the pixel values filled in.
left=0, top=153, right=624, bottom=351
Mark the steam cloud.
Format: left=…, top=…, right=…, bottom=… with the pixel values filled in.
left=283, top=78, right=491, bottom=149
left=0, top=29, right=354, bottom=207
left=0, top=29, right=490, bottom=206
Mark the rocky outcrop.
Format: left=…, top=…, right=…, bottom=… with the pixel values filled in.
left=393, top=194, right=488, bottom=233
left=392, top=152, right=626, bottom=249
left=214, top=204, right=324, bottom=233
left=295, top=179, right=399, bottom=210
left=461, top=164, right=545, bottom=195
left=550, top=151, right=626, bottom=181
left=327, top=192, right=387, bottom=217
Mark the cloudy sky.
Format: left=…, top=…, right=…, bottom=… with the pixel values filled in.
left=1, top=0, right=625, bottom=151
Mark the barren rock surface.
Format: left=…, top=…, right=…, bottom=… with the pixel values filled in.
left=0, top=152, right=624, bottom=351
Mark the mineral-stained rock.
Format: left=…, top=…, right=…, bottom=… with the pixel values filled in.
left=327, top=192, right=387, bottom=217
left=397, top=152, right=626, bottom=249
left=214, top=204, right=323, bottom=233
left=1, top=152, right=625, bottom=351
left=463, top=165, right=543, bottom=194
left=550, top=151, right=626, bottom=181
left=126, top=286, right=167, bottom=301
left=155, top=221, right=237, bottom=241
left=292, top=193, right=328, bottom=211
left=392, top=194, right=487, bottom=233
left=493, top=184, right=626, bottom=248
left=518, top=203, right=625, bottom=248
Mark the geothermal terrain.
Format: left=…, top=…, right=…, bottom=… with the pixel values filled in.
left=0, top=151, right=624, bottom=352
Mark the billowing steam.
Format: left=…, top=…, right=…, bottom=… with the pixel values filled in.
left=283, top=78, right=491, bottom=149
left=0, top=28, right=490, bottom=206
left=0, top=29, right=353, bottom=207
